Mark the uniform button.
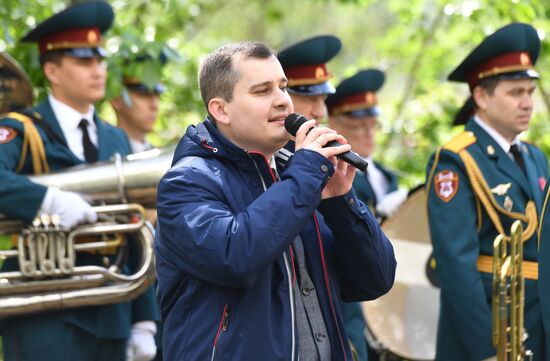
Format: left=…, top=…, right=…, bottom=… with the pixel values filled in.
left=349, top=198, right=355, bottom=207
left=102, top=257, right=110, bottom=267
left=302, top=286, right=313, bottom=296
left=320, top=164, right=328, bottom=173
left=315, top=333, right=326, bottom=342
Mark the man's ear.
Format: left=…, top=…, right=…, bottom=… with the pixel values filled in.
left=208, top=97, right=230, bottom=125
left=472, top=86, right=488, bottom=111
left=42, top=62, right=60, bottom=85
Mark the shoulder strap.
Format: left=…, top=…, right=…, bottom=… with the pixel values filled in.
left=443, top=131, right=477, bottom=153
left=1, top=111, right=49, bottom=174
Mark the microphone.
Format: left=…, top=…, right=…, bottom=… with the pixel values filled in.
left=284, top=113, right=368, bottom=172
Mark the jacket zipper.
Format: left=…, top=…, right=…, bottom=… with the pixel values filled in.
left=211, top=304, right=229, bottom=361
left=250, top=153, right=297, bottom=361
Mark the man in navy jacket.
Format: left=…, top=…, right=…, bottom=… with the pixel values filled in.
left=155, top=41, right=396, bottom=360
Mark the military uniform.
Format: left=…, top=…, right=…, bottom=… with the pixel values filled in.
left=0, top=2, right=158, bottom=361
left=352, top=164, right=398, bottom=210
left=275, top=35, right=341, bottom=172
left=327, top=69, right=402, bottom=214
left=111, top=50, right=168, bottom=154
left=538, top=181, right=550, bottom=351
left=326, top=68, right=403, bottom=361
left=426, top=23, right=547, bottom=361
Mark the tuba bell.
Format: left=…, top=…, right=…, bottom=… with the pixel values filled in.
left=0, top=146, right=174, bottom=317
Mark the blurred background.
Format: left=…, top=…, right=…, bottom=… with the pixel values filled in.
left=1, top=0, right=550, bottom=186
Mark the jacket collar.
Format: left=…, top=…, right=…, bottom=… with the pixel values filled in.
left=466, top=117, right=531, bottom=197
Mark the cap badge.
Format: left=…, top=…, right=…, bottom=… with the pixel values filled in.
left=87, top=30, right=98, bottom=44
left=315, top=66, right=325, bottom=80
left=365, top=92, right=375, bottom=105
left=520, top=52, right=530, bottom=66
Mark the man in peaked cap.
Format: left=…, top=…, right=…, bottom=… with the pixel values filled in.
left=425, top=23, right=548, bottom=361
left=275, top=35, right=341, bottom=170
left=0, top=2, right=159, bottom=361
left=110, top=51, right=168, bottom=153
left=278, top=34, right=341, bottom=122
left=326, top=68, right=406, bottom=361
left=328, top=69, right=407, bottom=219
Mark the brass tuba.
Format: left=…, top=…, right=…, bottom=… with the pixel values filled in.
left=0, top=146, right=174, bottom=317
left=492, top=220, right=533, bottom=361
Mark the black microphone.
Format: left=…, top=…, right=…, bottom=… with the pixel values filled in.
left=284, top=113, right=368, bottom=172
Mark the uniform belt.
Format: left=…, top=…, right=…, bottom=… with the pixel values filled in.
left=477, top=254, right=538, bottom=280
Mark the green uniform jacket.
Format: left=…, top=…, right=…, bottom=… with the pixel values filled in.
left=426, top=118, right=548, bottom=361
left=537, top=181, right=550, bottom=352
left=0, top=98, right=158, bottom=340
left=343, top=162, right=398, bottom=361
left=353, top=162, right=398, bottom=210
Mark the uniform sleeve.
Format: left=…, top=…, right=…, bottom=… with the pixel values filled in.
left=426, top=149, right=495, bottom=360
left=0, top=123, right=47, bottom=223
left=317, top=191, right=396, bottom=301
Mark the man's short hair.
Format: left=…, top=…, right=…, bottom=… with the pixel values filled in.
left=477, top=77, right=500, bottom=95
left=198, top=41, right=275, bottom=108
left=472, top=77, right=500, bottom=109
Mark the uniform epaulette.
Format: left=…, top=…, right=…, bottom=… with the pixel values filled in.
left=443, top=131, right=477, bottom=153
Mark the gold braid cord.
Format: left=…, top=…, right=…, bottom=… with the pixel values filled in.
left=459, top=150, right=537, bottom=242
left=2, top=112, right=49, bottom=175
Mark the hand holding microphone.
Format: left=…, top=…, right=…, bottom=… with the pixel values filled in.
left=284, top=113, right=369, bottom=171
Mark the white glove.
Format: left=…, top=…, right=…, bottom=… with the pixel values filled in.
left=481, top=357, right=497, bottom=361
left=39, top=187, right=97, bottom=229
left=375, top=188, right=408, bottom=218
left=126, top=321, right=157, bottom=361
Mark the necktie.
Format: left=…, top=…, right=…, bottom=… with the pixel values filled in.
left=509, top=144, right=525, bottom=174
left=78, top=119, right=98, bottom=163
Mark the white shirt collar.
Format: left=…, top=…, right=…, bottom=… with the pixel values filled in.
left=48, top=94, right=97, bottom=131
left=48, top=94, right=98, bottom=160
left=473, top=115, right=521, bottom=154
left=130, top=138, right=153, bottom=153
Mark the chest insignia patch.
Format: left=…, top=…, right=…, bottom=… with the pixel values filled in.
left=491, top=183, right=512, bottom=196
left=434, top=170, right=459, bottom=202
left=0, top=127, right=17, bottom=144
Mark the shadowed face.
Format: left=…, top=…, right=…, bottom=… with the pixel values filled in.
left=329, top=114, right=377, bottom=158
left=45, top=56, right=107, bottom=112
left=290, top=93, right=327, bottom=124
left=475, top=78, right=536, bottom=141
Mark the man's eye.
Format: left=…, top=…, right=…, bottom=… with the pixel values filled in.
left=280, top=86, right=288, bottom=92
left=256, top=88, right=269, bottom=94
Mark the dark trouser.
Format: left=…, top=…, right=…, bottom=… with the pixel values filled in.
left=3, top=317, right=126, bottom=361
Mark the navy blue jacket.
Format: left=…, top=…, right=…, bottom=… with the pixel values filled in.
left=155, top=118, right=396, bottom=361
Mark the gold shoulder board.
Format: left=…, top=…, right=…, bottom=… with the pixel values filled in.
left=443, top=131, right=476, bottom=153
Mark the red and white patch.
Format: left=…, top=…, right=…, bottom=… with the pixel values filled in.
left=435, top=170, right=459, bottom=202
left=540, top=177, right=547, bottom=191
left=0, top=127, right=17, bottom=144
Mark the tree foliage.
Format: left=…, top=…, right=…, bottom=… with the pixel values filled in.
left=1, top=0, right=550, bottom=185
